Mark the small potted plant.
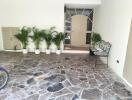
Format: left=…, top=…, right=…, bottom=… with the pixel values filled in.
left=91, top=32, right=102, bottom=47
left=31, top=27, right=42, bottom=54
left=43, top=32, right=52, bottom=54
left=14, top=26, right=31, bottom=54
left=53, top=32, right=64, bottom=54
left=42, top=27, right=56, bottom=54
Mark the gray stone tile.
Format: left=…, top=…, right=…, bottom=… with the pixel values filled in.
left=56, top=93, right=73, bottom=100
left=39, top=93, right=52, bottom=100
left=0, top=52, right=131, bottom=100
left=51, top=88, right=72, bottom=98
left=68, top=77, right=81, bottom=86
left=81, top=88, right=102, bottom=100
left=47, top=83, right=64, bottom=92
left=26, top=94, right=39, bottom=100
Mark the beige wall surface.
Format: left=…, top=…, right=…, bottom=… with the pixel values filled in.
left=2, top=27, right=21, bottom=50
left=71, top=15, right=88, bottom=47
left=123, top=20, right=132, bottom=85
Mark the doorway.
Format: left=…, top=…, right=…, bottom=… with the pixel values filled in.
left=64, top=7, right=93, bottom=50
left=71, top=15, right=88, bottom=47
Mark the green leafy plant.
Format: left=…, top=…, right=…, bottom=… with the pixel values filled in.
left=41, top=27, right=56, bottom=49
left=14, top=26, right=31, bottom=49
left=91, top=33, right=102, bottom=47
left=31, top=27, right=42, bottom=49
left=53, top=32, right=64, bottom=50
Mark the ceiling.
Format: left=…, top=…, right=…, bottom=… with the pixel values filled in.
left=65, top=3, right=100, bottom=9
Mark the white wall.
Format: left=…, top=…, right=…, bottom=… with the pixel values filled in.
left=94, top=0, right=132, bottom=77
left=0, top=0, right=64, bottom=31
left=65, top=0, right=101, bottom=5
left=0, top=0, right=101, bottom=50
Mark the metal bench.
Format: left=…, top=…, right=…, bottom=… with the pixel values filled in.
left=89, top=40, right=111, bottom=67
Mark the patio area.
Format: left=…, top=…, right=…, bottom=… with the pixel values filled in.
left=0, top=52, right=132, bottom=100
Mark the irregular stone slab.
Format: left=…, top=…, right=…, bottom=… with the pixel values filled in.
left=27, top=78, right=36, bottom=84
left=66, top=71, right=78, bottom=78
left=61, top=70, right=65, bottom=74
left=49, top=98, right=55, bottom=100
left=47, top=83, right=64, bottom=92
left=39, top=93, right=51, bottom=100
left=33, top=72, right=43, bottom=76
left=81, top=88, right=102, bottom=100
left=45, top=74, right=65, bottom=83
left=111, top=81, right=132, bottom=97
left=112, top=87, right=132, bottom=97
left=26, top=94, right=39, bottom=100
left=79, top=77, right=87, bottom=81
left=103, top=90, right=121, bottom=100
left=39, top=82, right=51, bottom=89
left=65, top=57, right=70, bottom=60
left=63, top=80, right=71, bottom=87
left=113, top=81, right=125, bottom=89
left=79, top=82, right=89, bottom=88
left=87, top=75, right=95, bottom=79
left=89, top=79, right=98, bottom=88
left=94, top=74, right=104, bottom=82
left=56, top=93, right=73, bottom=100
left=69, top=87, right=81, bottom=94
left=38, top=89, right=47, bottom=94
left=18, top=84, right=25, bottom=88
left=99, top=83, right=109, bottom=90
left=21, top=59, right=39, bottom=67
left=0, top=94, right=7, bottom=100
left=51, top=88, right=72, bottom=98
left=68, top=77, right=81, bottom=85
left=72, top=94, right=79, bottom=100
left=25, top=85, right=39, bottom=95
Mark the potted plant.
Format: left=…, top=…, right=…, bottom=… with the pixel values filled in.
left=14, top=26, right=31, bottom=54
left=31, top=27, right=42, bottom=54
left=42, top=27, right=56, bottom=54
left=91, top=33, right=102, bottom=47
left=43, top=32, right=52, bottom=54
left=53, top=32, right=64, bottom=54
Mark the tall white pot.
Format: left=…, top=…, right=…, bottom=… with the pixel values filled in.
left=35, top=49, right=40, bottom=54
left=46, top=49, right=51, bottom=54
left=22, top=49, right=28, bottom=54
left=56, top=50, right=61, bottom=55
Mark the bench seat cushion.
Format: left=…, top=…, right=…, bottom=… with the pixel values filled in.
left=94, top=51, right=108, bottom=56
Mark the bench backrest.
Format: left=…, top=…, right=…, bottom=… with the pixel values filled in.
left=99, top=40, right=111, bottom=54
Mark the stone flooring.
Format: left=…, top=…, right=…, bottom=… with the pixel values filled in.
left=0, top=52, right=132, bottom=100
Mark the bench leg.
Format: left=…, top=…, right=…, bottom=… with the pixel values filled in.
left=95, top=56, right=97, bottom=67
left=107, top=56, right=108, bottom=67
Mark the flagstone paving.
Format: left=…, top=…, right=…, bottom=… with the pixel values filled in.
left=0, top=52, right=132, bottom=100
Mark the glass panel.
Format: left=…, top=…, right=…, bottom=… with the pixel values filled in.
left=86, top=33, right=91, bottom=44
left=76, top=9, right=83, bottom=15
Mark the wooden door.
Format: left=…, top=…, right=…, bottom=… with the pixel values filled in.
left=71, top=15, right=88, bottom=47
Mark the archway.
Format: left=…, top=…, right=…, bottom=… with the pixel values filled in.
left=64, top=7, right=94, bottom=50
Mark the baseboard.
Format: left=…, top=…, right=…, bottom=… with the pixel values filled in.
left=63, top=50, right=89, bottom=54
left=122, top=77, right=132, bottom=89
left=2, top=50, right=89, bottom=54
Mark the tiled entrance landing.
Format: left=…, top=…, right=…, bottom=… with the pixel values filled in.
left=0, top=52, right=132, bottom=100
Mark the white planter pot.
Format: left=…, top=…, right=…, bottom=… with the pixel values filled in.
left=56, top=50, right=61, bottom=55
left=22, top=49, right=28, bottom=54
left=35, top=49, right=40, bottom=54
left=46, top=49, right=51, bottom=54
